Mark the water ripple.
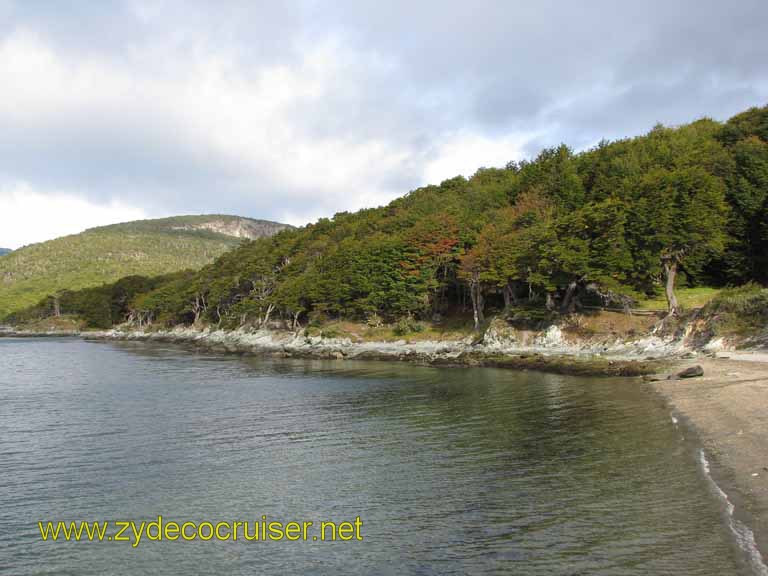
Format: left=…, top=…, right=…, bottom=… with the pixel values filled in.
left=0, top=337, right=750, bottom=575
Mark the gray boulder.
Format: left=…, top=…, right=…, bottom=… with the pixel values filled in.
left=676, top=365, right=704, bottom=379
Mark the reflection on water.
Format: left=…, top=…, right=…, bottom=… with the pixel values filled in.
left=0, top=337, right=748, bottom=574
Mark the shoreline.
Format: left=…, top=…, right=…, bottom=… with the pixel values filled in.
left=652, top=356, right=768, bottom=573
left=91, top=326, right=673, bottom=377
left=2, top=325, right=676, bottom=376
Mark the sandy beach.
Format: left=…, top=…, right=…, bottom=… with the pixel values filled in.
left=652, top=355, right=768, bottom=568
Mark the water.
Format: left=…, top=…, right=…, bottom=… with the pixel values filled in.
left=0, top=337, right=750, bottom=574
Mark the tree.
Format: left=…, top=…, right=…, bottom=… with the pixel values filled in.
left=630, top=167, right=728, bottom=315
left=719, top=136, right=768, bottom=283
left=460, top=188, right=558, bottom=322
left=459, top=247, right=486, bottom=330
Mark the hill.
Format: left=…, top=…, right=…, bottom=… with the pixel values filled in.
left=0, top=248, right=11, bottom=256
left=9, top=104, right=768, bottom=333
left=0, top=215, right=290, bottom=318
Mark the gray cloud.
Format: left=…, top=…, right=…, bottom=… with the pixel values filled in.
left=0, top=0, right=766, bottom=241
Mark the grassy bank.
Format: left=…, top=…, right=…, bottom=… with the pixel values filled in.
left=635, top=287, right=722, bottom=311
left=698, top=284, right=768, bottom=338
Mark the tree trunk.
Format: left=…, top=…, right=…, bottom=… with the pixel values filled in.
left=545, top=291, right=556, bottom=311
left=261, top=303, right=275, bottom=328
left=478, top=287, right=484, bottom=323
left=503, top=282, right=517, bottom=309
left=194, top=296, right=201, bottom=320
left=192, top=293, right=208, bottom=323
left=561, top=281, right=579, bottom=314
left=469, top=273, right=485, bottom=330
left=663, top=258, right=679, bottom=315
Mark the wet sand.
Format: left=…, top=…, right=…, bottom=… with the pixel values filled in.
left=652, top=354, right=768, bottom=566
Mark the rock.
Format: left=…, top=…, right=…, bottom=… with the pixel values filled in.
left=676, top=365, right=704, bottom=379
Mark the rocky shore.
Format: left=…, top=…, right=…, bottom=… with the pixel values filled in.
left=0, top=314, right=735, bottom=376
left=0, top=329, right=80, bottom=337
left=62, top=320, right=695, bottom=376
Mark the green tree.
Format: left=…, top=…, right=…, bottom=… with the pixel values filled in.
left=629, top=167, right=728, bottom=314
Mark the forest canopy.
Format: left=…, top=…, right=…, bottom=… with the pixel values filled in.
left=8, top=105, right=768, bottom=331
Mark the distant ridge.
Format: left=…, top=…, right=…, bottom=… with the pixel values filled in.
left=85, top=214, right=291, bottom=240
left=0, top=214, right=291, bottom=318
left=0, top=248, right=11, bottom=256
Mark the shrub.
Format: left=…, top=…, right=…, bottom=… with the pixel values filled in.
left=393, top=316, right=424, bottom=336
left=702, top=282, right=768, bottom=335
left=504, top=306, right=558, bottom=330
left=365, top=312, right=383, bottom=328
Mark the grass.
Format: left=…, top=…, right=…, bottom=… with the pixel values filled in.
left=10, top=315, right=84, bottom=332
left=305, top=316, right=475, bottom=343
left=304, top=308, right=657, bottom=343
left=635, top=287, right=722, bottom=311
left=560, top=310, right=657, bottom=338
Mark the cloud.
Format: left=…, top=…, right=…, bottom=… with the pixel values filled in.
left=423, top=131, right=540, bottom=184
left=0, top=0, right=766, bottom=247
left=0, top=30, right=422, bottom=226
left=0, top=181, right=146, bottom=249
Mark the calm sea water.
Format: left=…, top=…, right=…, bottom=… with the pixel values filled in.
left=0, top=337, right=750, bottom=574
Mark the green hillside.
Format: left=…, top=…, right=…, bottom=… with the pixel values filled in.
left=11, top=105, right=768, bottom=332
left=0, top=215, right=290, bottom=318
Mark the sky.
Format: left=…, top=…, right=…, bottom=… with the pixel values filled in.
left=1, top=0, right=767, bottom=249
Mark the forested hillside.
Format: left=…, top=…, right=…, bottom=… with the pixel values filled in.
left=0, top=215, right=290, bottom=318
left=9, top=105, right=768, bottom=331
